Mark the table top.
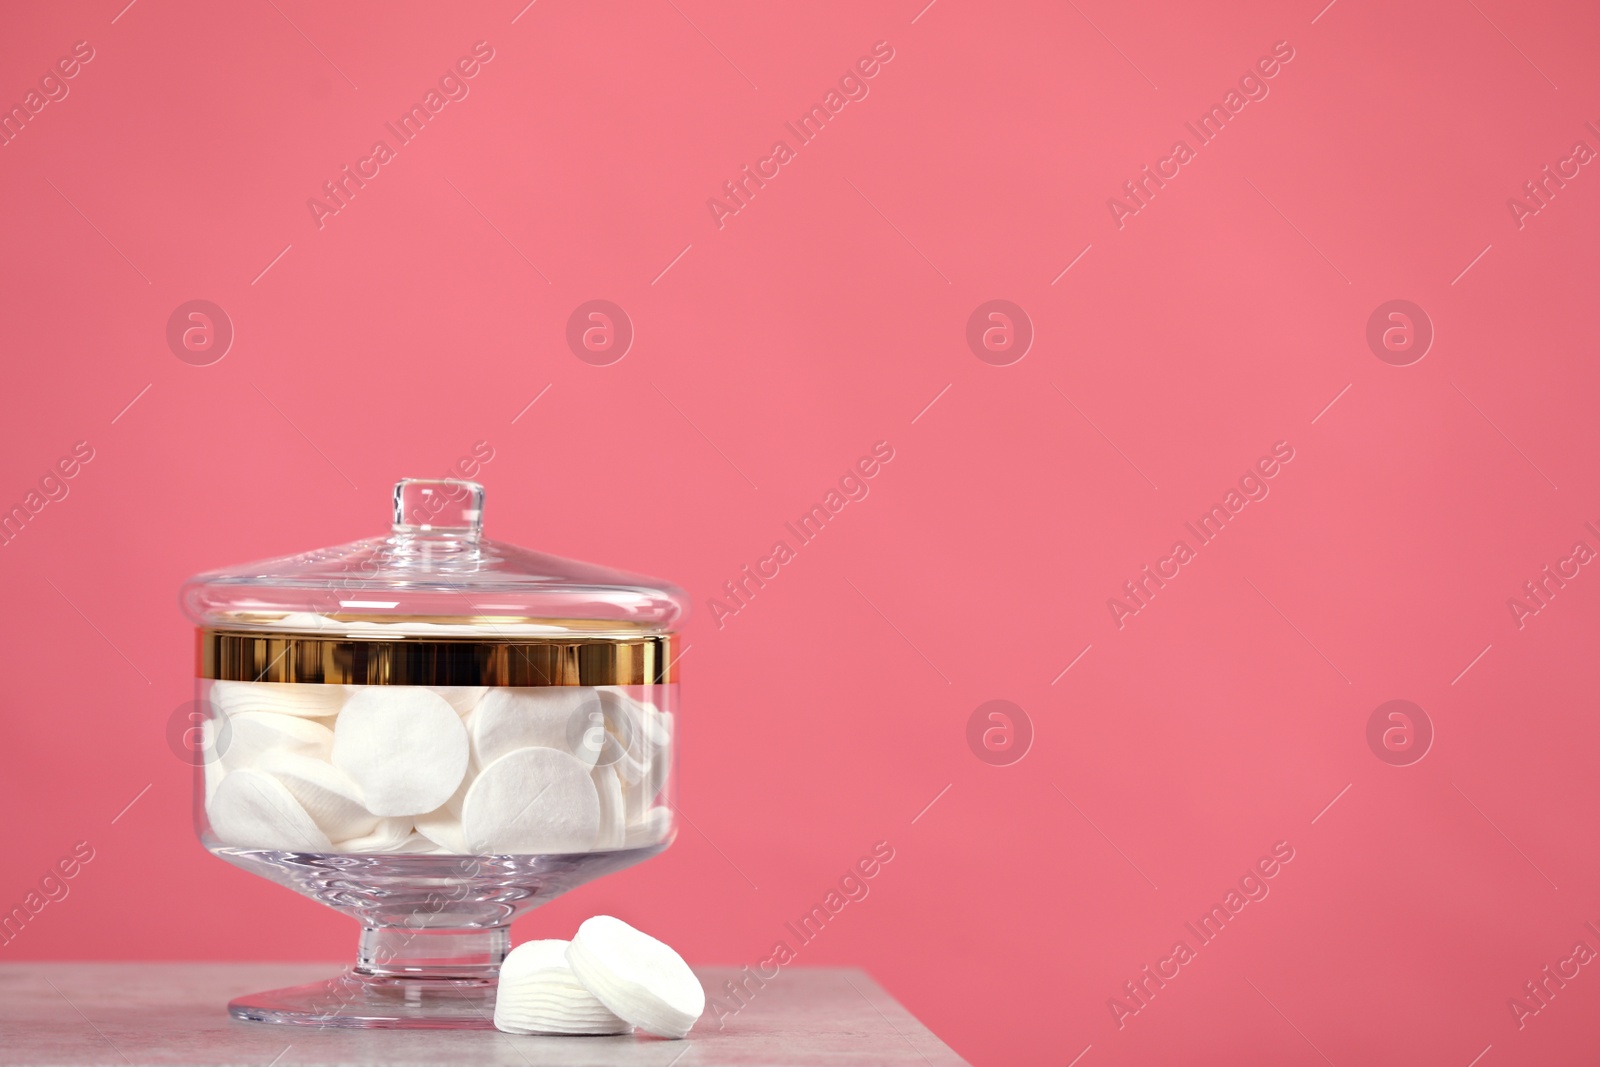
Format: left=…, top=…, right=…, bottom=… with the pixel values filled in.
left=0, top=963, right=969, bottom=1067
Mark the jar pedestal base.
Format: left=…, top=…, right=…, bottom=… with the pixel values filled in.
left=229, top=969, right=502, bottom=1029
left=230, top=926, right=509, bottom=1029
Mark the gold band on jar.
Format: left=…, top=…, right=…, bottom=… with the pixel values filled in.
left=199, top=630, right=676, bottom=686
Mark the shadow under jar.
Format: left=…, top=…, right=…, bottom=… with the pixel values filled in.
left=179, top=478, right=685, bottom=1028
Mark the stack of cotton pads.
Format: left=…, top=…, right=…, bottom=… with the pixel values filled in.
left=493, top=940, right=630, bottom=1035
left=202, top=681, right=672, bottom=855
left=494, top=916, right=705, bottom=1039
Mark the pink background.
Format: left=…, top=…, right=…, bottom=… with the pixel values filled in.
left=3, top=0, right=1599, bottom=1063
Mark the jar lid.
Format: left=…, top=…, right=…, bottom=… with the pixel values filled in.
left=181, top=479, right=687, bottom=640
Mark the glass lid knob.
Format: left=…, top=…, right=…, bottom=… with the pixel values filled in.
left=392, top=478, right=484, bottom=538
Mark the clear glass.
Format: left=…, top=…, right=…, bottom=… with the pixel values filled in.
left=179, top=480, right=685, bottom=1028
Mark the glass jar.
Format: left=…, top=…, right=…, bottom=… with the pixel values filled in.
left=179, top=478, right=685, bottom=1028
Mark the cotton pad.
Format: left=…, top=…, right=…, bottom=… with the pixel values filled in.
left=623, top=807, right=672, bottom=849
left=623, top=749, right=665, bottom=828
left=415, top=807, right=470, bottom=854
left=494, top=939, right=630, bottom=1035
left=207, top=768, right=333, bottom=853
left=566, top=915, right=704, bottom=1039
left=604, top=739, right=647, bottom=786
left=332, top=687, right=468, bottom=816
left=641, top=744, right=669, bottom=810
left=220, top=711, right=335, bottom=771
left=461, top=747, right=600, bottom=854
left=592, top=765, right=625, bottom=851
left=412, top=772, right=473, bottom=853
left=593, top=690, right=656, bottom=774
left=436, top=686, right=488, bottom=717
left=594, top=688, right=645, bottom=731
left=609, top=700, right=669, bottom=822
left=209, top=680, right=346, bottom=719
left=254, top=752, right=377, bottom=841
left=640, top=705, right=673, bottom=748
left=201, top=719, right=228, bottom=804
left=470, top=687, right=600, bottom=768
left=634, top=706, right=672, bottom=792
left=391, top=831, right=446, bottom=854
left=333, top=817, right=414, bottom=853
